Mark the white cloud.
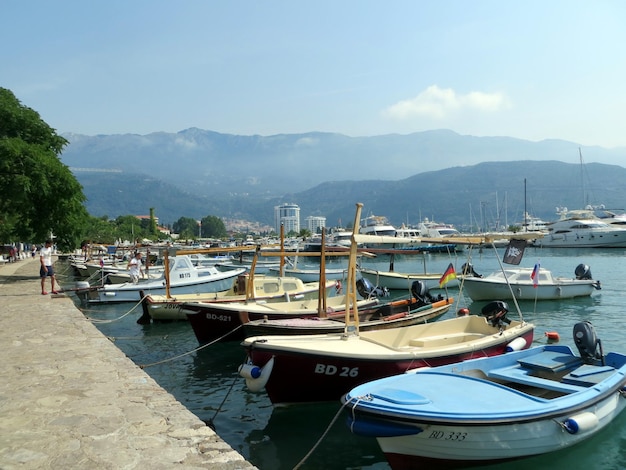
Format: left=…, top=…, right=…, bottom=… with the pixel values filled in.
left=383, top=85, right=510, bottom=120
left=174, top=136, right=198, bottom=149
left=295, top=137, right=319, bottom=147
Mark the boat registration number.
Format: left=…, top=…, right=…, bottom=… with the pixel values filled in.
left=428, top=430, right=468, bottom=441
left=204, top=314, right=231, bottom=322
left=314, top=364, right=359, bottom=377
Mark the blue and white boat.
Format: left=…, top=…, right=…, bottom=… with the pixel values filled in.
left=343, top=321, right=626, bottom=468
left=74, top=255, right=246, bottom=303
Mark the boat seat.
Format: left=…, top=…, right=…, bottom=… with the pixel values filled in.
left=488, top=366, right=586, bottom=394
left=561, top=364, right=616, bottom=387
left=408, top=333, right=484, bottom=347
left=517, top=350, right=582, bottom=373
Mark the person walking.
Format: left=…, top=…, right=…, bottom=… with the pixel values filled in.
left=40, top=240, right=58, bottom=295
left=127, top=252, right=144, bottom=283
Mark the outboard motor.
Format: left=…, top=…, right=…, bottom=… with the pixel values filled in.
left=411, top=280, right=443, bottom=307
left=461, top=262, right=482, bottom=278
left=573, top=321, right=604, bottom=364
left=575, top=264, right=592, bottom=280
left=356, top=277, right=389, bottom=299
left=480, top=300, right=511, bottom=328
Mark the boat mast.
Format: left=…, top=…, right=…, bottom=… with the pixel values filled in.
left=579, top=147, right=585, bottom=208
left=524, top=178, right=528, bottom=232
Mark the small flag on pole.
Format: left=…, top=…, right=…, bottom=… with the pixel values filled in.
left=531, top=263, right=540, bottom=288
left=439, top=263, right=457, bottom=288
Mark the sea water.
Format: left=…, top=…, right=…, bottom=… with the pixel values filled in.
left=59, top=245, right=626, bottom=470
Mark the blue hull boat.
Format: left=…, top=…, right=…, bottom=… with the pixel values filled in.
left=343, top=321, right=626, bottom=468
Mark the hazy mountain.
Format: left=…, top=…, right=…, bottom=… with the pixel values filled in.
left=61, top=129, right=626, bottom=228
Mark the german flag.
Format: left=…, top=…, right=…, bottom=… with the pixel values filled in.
left=439, top=263, right=457, bottom=288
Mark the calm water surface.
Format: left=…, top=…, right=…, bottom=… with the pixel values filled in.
left=59, top=246, right=626, bottom=470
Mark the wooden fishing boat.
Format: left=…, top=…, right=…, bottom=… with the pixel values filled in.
left=242, top=292, right=453, bottom=337
left=238, top=204, right=535, bottom=404
left=140, top=274, right=338, bottom=321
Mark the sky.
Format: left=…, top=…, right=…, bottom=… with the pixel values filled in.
left=3, top=1, right=626, bottom=150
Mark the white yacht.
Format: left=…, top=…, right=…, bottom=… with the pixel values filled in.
left=359, top=214, right=396, bottom=236
left=536, top=208, right=626, bottom=248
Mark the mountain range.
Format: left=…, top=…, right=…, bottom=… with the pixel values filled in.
left=60, top=129, right=626, bottom=230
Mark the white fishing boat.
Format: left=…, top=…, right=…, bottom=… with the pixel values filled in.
left=360, top=267, right=459, bottom=290
left=74, top=255, right=245, bottom=303
left=461, top=263, right=601, bottom=300
left=343, top=321, right=626, bottom=468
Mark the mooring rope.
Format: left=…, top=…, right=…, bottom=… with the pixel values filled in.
left=205, top=356, right=247, bottom=431
left=138, top=324, right=244, bottom=369
left=292, top=400, right=353, bottom=470
left=86, top=295, right=149, bottom=323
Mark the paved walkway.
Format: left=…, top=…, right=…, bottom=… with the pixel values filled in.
left=0, top=257, right=256, bottom=469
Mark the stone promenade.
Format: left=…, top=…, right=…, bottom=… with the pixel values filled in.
left=0, top=257, right=256, bottom=469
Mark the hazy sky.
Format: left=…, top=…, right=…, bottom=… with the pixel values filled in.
left=3, top=1, right=626, bottom=148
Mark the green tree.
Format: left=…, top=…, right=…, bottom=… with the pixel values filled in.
left=115, top=215, right=146, bottom=242
left=0, top=88, right=88, bottom=250
left=82, top=215, right=117, bottom=244
left=173, top=217, right=200, bottom=240
left=201, top=215, right=227, bottom=238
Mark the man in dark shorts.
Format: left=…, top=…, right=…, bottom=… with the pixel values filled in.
left=40, top=240, right=58, bottom=295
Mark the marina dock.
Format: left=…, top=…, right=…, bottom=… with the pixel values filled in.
left=0, top=257, right=257, bottom=469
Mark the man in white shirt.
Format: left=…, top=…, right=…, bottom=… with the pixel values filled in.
left=127, top=252, right=144, bottom=283
left=39, top=240, right=58, bottom=295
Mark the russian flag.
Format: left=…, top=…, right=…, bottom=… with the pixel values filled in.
left=531, top=263, right=540, bottom=288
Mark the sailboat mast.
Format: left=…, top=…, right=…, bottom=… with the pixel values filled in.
left=524, top=178, right=527, bottom=232
left=579, top=147, right=585, bottom=208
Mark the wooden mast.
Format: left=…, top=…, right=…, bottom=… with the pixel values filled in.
left=343, top=202, right=363, bottom=336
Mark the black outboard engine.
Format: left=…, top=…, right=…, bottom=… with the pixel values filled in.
left=356, top=277, right=390, bottom=299
left=480, top=300, right=511, bottom=328
left=573, top=321, right=604, bottom=364
left=461, top=262, right=482, bottom=278
left=411, top=280, right=443, bottom=307
left=575, top=264, right=592, bottom=280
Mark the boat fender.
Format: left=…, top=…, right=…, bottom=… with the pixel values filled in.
left=457, top=308, right=470, bottom=317
left=562, top=412, right=599, bottom=434
left=238, top=363, right=261, bottom=379
left=76, top=281, right=90, bottom=290
left=545, top=331, right=560, bottom=341
left=239, top=357, right=274, bottom=392
left=505, top=337, right=527, bottom=352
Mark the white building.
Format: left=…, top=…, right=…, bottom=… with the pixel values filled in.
left=274, top=203, right=300, bottom=234
left=305, top=216, right=326, bottom=234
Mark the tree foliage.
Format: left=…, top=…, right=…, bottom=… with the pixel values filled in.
left=173, top=217, right=200, bottom=240
left=0, top=88, right=88, bottom=250
left=201, top=215, right=227, bottom=238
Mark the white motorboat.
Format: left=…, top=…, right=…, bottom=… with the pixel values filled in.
left=461, top=263, right=601, bottom=300
left=74, top=255, right=245, bottom=303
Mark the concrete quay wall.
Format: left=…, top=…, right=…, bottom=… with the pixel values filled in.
left=0, top=258, right=256, bottom=470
